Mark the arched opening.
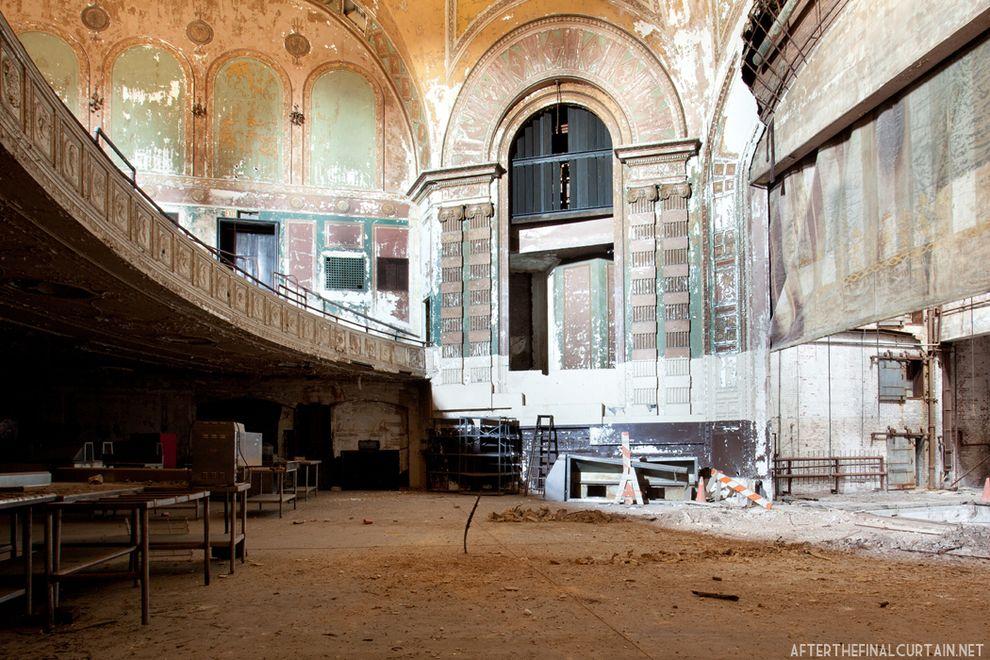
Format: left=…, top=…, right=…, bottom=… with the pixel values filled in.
left=508, top=104, right=615, bottom=372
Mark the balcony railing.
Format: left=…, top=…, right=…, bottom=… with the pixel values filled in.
left=92, top=128, right=424, bottom=347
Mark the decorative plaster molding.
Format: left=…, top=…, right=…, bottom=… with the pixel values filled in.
left=625, top=185, right=659, bottom=205
left=406, top=162, right=504, bottom=204
left=614, top=138, right=701, bottom=165
left=437, top=204, right=465, bottom=223
left=464, top=202, right=494, bottom=219
left=660, top=182, right=693, bottom=200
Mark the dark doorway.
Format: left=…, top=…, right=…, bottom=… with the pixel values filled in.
left=509, top=271, right=548, bottom=372
left=217, top=218, right=278, bottom=287
left=293, top=404, right=333, bottom=489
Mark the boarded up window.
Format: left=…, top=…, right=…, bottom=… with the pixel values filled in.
left=509, top=105, right=612, bottom=220
left=377, top=257, right=408, bottom=292
left=325, top=255, right=365, bottom=291
left=878, top=358, right=923, bottom=402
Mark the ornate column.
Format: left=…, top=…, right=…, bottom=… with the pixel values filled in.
left=438, top=204, right=465, bottom=384
left=626, top=184, right=661, bottom=408
left=408, top=164, right=503, bottom=396
left=463, top=202, right=494, bottom=384
left=658, top=181, right=693, bottom=415
left=616, top=139, right=699, bottom=417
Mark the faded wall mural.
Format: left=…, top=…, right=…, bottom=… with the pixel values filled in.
left=19, top=31, right=79, bottom=117
left=213, top=57, right=284, bottom=182
left=309, top=69, right=377, bottom=189
left=111, top=45, right=186, bottom=175
left=769, top=35, right=990, bottom=349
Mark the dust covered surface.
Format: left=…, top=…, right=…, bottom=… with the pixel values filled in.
left=1, top=492, right=988, bottom=659
left=488, top=505, right=628, bottom=523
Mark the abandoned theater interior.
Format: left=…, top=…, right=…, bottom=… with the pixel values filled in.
left=0, top=0, right=988, bottom=656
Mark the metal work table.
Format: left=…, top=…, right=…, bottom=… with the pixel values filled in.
left=44, top=488, right=211, bottom=627
left=244, top=465, right=297, bottom=518
left=211, top=482, right=249, bottom=574
left=292, top=459, right=321, bottom=501
left=0, top=492, right=57, bottom=616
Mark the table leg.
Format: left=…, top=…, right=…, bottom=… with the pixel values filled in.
left=140, top=507, right=150, bottom=625
left=314, top=464, right=319, bottom=498
left=227, top=492, right=235, bottom=575
left=278, top=471, right=284, bottom=518
left=9, top=512, right=18, bottom=559
left=223, top=495, right=229, bottom=535
left=240, top=490, right=247, bottom=562
left=53, top=509, right=62, bottom=608
left=130, top=509, right=139, bottom=587
left=44, top=510, right=53, bottom=631
left=22, top=506, right=32, bottom=616
left=203, top=497, right=211, bottom=586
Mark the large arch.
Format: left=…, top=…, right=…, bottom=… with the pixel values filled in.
left=442, top=15, right=687, bottom=167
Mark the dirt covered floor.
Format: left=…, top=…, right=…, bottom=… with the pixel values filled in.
left=1, top=491, right=988, bottom=658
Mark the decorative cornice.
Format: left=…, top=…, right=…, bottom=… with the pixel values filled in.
left=407, top=162, right=505, bottom=204
left=625, top=185, right=659, bottom=205
left=614, top=138, right=701, bottom=165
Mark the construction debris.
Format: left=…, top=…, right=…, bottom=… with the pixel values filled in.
left=488, top=505, right=627, bottom=524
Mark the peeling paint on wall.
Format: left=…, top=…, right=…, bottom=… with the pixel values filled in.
left=213, top=57, right=284, bottom=183
left=309, top=70, right=377, bottom=189
left=111, top=45, right=185, bottom=175
left=20, top=31, right=79, bottom=118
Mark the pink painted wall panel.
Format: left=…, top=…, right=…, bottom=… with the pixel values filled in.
left=286, top=220, right=315, bottom=288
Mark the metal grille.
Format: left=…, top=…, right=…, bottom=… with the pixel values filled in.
left=324, top=255, right=365, bottom=291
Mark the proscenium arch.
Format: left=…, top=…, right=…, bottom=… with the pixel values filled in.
left=442, top=14, right=687, bottom=167
left=492, top=83, right=629, bottom=361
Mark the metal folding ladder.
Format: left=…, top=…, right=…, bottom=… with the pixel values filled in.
left=528, top=415, right=559, bottom=494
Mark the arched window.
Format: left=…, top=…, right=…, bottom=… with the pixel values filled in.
left=20, top=32, right=80, bottom=118
left=111, top=45, right=186, bottom=175
left=509, top=104, right=612, bottom=221
left=213, top=57, right=284, bottom=182
left=508, top=104, right=615, bottom=372
left=309, top=70, right=377, bottom=189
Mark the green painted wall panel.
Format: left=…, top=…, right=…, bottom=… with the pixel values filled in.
left=213, top=57, right=283, bottom=182
left=20, top=32, right=79, bottom=118
left=111, top=45, right=185, bottom=175
left=309, top=70, right=376, bottom=189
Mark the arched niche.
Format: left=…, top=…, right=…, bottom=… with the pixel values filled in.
left=212, top=56, right=286, bottom=182
left=110, top=44, right=187, bottom=175
left=307, top=67, right=380, bottom=189
left=442, top=15, right=686, bottom=167
left=19, top=31, right=81, bottom=118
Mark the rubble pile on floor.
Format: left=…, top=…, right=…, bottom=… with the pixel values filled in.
left=488, top=505, right=627, bottom=523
